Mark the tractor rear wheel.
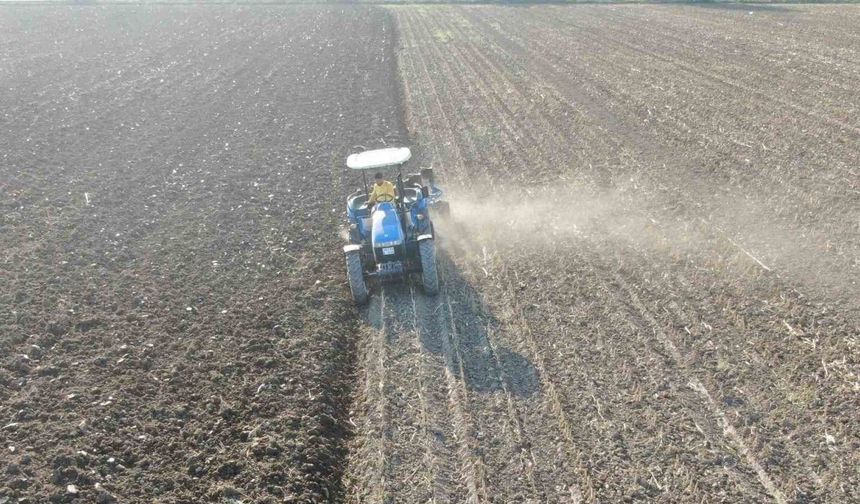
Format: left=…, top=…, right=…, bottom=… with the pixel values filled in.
left=419, top=238, right=439, bottom=296
left=345, top=250, right=368, bottom=304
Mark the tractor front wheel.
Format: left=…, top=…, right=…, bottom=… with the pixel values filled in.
left=345, top=250, right=369, bottom=304
left=419, top=238, right=439, bottom=296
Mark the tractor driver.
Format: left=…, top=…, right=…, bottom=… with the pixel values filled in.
left=367, top=172, right=396, bottom=208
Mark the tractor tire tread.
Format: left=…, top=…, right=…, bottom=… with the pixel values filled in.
left=345, top=250, right=369, bottom=304
left=419, top=238, right=439, bottom=296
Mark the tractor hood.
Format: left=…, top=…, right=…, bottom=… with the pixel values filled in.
left=371, top=202, right=404, bottom=247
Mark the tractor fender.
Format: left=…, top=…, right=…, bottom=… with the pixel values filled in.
left=417, top=234, right=434, bottom=242
left=343, top=244, right=362, bottom=254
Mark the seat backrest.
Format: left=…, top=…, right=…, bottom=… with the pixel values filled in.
left=401, top=187, right=420, bottom=204
left=349, top=193, right=369, bottom=211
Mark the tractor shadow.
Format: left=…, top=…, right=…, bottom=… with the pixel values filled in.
left=362, top=249, right=539, bottom=398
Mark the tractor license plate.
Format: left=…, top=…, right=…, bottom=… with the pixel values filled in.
left=382, top=247, right=395, bottom=256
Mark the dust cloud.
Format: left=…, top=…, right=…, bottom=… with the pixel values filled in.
left=438, top=185, right=692, bottom=253
left=437, top=183, right=859, bottom=306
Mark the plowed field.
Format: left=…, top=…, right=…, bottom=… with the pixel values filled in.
left=1, top=5, right=404, bottom=502
left=344, top=4, right=859, bottom=504
left=1, top=4, right=858, bottom=504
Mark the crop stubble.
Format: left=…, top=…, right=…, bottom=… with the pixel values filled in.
left=344, top=5, right=859, bottom=504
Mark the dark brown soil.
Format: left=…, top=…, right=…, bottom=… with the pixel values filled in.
left=0, top=5, right=404, bottom=503
left=2, top=4, right=858, bottom=504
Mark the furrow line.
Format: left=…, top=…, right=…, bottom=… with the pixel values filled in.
left=481, top=4, right=858, bottom=200
left=523, top=6, right=860, bottom=192
left=352, top=290, right=389, bottom=503
left=407, top=8, right=530, bottom=188
left=528, top=239, right=776, bottom=497
left=661, top=267, right=852, bottom=498
left=493, top=264, right=597, bottom=503
left=592, top=7, right=860, bottom=120
left=464, top=7, right=858, bottom=268
left=460, top=7, right=700, bottom=163
left=436, top=9, right=602, bottom=187
left=608, top=273, right=790, bottom=503
left=436, top=269, right=492, bottom=503
left=378, top=285, right=438, bottom=502
left=411, top=11, right=583, bottom=496
left=585, top=20, right=860, bottom=139
left=415, top=9, right=539, bottom=183
left=409, top=284, right=470, bottom=503
left=393, top=9, right=445, bottom=169
left=398, top=10, right=472, bottom=181
left=655, top=6, right=860, bottom=71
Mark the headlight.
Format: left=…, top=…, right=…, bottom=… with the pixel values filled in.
left=416, top=213, right=425, bottom=220
left=349, top=223, right=357, bottom=230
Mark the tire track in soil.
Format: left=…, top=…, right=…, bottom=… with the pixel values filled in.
left=608, top=274, right=788, bottom=504
left=602, top=240, right=859, bottom=502
left=408, top=284, right=471, bottom=504
left=440, top=233, right=597, bottom=503
left=397, top=7, right=751, bottom=501
left=373, top=286, right=431, bottom=502
left=436, top=254, right=545, bottom=502
left=413, top=278, right=492, bottom=504
left=350, top=11, right=569, bottom=502
left=399, top=15, right=569, bottom=494
left=351, top=292, right=390, bottom=503
left=349, top=282, right=492, bottom=504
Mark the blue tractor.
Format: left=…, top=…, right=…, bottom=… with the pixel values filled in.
left=343, top=147, right=449, bottom=304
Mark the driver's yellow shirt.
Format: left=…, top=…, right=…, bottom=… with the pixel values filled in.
left=368, top=180, right=396, bottom=204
